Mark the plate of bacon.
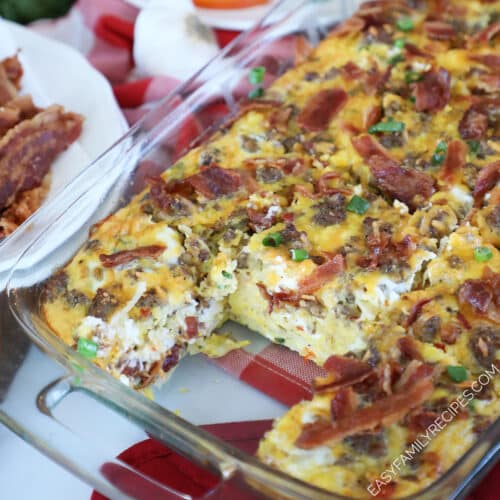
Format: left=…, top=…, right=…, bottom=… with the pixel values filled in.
left=0, top=19, right=127, bottom=274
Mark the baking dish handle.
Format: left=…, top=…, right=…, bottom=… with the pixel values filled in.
left=8, top=374, right=274, bottom=500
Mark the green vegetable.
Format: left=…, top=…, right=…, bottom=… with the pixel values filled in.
left=248, top=87, right=264, bottom=99
left=474, top=246, right=493, bottom=262
left=275, top=337, right=286, bottom=344
left=394, top=38, right=406, bottom=49
left=396, top=16, right=414, bottom=32
left=409, top=95, right=416, bottom=103
left=0, top=0, right=76, bottom=23
left=405, top=70, right=422, bottom=83
left=431, top=141, right=447, bottom=165
left=368, top=118, right=405, bottom=134
left=77, top=338, right=98, bottom=360
left=346, top=195, right=369, bottom=215
left=263, top=232, right=284, bottom=247
left=447, top=365, right=468, bottom=383
left=290, top=248, right=309, bottom=262
left=248, top=66, right=266, bottom=85
left=388, top=53, right=405, bottom=65
left=221, top=270, right=232, bottom=279
left=467, top=140, right=480, bottom=155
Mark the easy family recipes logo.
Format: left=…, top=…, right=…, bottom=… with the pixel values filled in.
left=367, top=362, right=499, bottom=497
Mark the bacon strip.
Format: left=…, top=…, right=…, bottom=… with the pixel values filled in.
left=351, top=134, right=395, bottom=163
left=1, top=55, right=23, bottom=89
left=297, top=254, right=345, bottom=296
left=314, top=355, right=373, bottom=392
left=244, top=157, right=307, bottom=176
left=99, top=245, right=166, bottom=268
left=473, top=161, right=500, bottom=206
left=368, top=155, right=435, bottom=210
left=397, top=337, right=422, bottom=361
left=188, top=165, right=242, bottom=200
left=440, top=140, right=467, bottom=181
left=404, top=298, right=434, bottom=328
left=471, top=22, right=500, bottom=44
left=296, top=367, right=434, bottom=448
left=185, top=316, right=199, bottom=338
left=424, top=21, right=456, bottom=40
left=0, top=105, right=83, bottom=210
left=414, top=68, right=451, bottom=113
left=470, top=54, right=500, bottom=69
left=459, top=107, right=489, bottom=141
left=330, top=387, right=358, bottom=420
left=297, top=88, right=348, bottom=132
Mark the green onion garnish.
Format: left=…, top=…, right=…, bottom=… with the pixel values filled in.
left=388, top=53, right=405, bottom=65
left=248, top=87, right=264, bottom=99
left=346, top=195, right=370, bottom=214
left=394, top=38, right=406, bottom=49
left=249, top=66, right=266, bottom=85
left=409, top=95, right=416, bottom=103
left=263, top=232, right=284, bottom=247
left=396, top=16, right=414, bottom=32
left=290, top=248, right=309, bottom=262
left=431, top=141, right=447, bottom=165
left=368, top=118, right=405, bottom=134
left=77, top=338, right=98, bottom=359
left=474, top=246, right=493, bottom=262
left=447, top=365, right=468, bottom=383
left=221, top=270, right=232, bottom=279
left=405, top=70, right=422, bottom=84
left=467, top=140, right=480, bottom=155
left=275, top=337, right=286, bottom=344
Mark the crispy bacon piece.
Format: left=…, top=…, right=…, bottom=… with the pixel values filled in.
left=296, top=365, right=434, bottom=448
left=407, top=410, right=439, bottom=432
left=99, top=245, right=166, bottom=268
left=458, top=268, right=499, bottom=323
left=247, top=207, right=278, bottom=231
left=365, top=66, right=392, bottom=96
left=459, top=107, right=489, bottom=141
left=351, top=134, right=395, bottom=163
left=424, top=21, right=456, bottom=40
left=0, top=64, right=17, bottom=106
left=397, top=337, right=422, bottom=361
left=440, top=140, right=467, bottom=181
left=473, top=161, right=500, bottom=206
left=363, top=105, right=382, bottom=131
left=470, top=54, right=500, bottom=69
left=404, top=298, right=434, bottom=328
left=329, top=16, right=365, bottom=37
left=256, top=254, right=345, bottom=312
left=1, top=55, right=23, bottom=88
left=414, top=68, right=451, bottom=113
left=470, top=22, right=500, bottom=44
left=368, top=155, right=435, bottom=210
left=404, top=43, right=432, bottom=59
left=0, top=105, right=83, bottom=210
left=314, top=172, right=351, bottom=197
left=314, top=355, right=373, bottom=392
left=297, top=88, right=348, bottom=132
left=268, top=105, right=293, bottom=132
left=340, top=62, right=365, bottom=80
left=330, top=387, right=358, bottom=420
left=188, top=166, right=241, bottom=200
left=245, top=157, right=308, bottom=177
left=185, top=316, right=199, bottom=338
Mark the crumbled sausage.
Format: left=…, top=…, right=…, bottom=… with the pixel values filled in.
left=240, top=135, right=260, bottom=153
left=65, top=289, right=90, bottom=308
left=312, top=194, right=346, bottom=226
left=256, top=166, right=284, bottom=184
left=344, top=431, right=387, bottom=458
left=469, top=326, right=499, bottom=368
left=43, top=271, right=68, bottom=302
left=88, top=288, right=119, bottom=320
left=414, top=315, right=441, bottom=343
left=378, top=133, right=405, bottom=149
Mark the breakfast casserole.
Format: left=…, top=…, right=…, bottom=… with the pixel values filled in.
left=41, top=0, right=498, bottom=496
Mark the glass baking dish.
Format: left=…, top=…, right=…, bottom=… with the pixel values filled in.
left=3, top=0, right=499, bottom=498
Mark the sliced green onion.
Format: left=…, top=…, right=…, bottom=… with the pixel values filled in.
left=467, top=140, right=480, bottom=155
left=290, top=248, right=309, bottom=262
left=388, top=53, right=405, bottom=65
left=447, top=365, right=468, bottom=383
left=431, top=140, right=447, bottom=165
left=77, top=337, right=98, bottom=359
left=346, top=195, right=370, bottom=215
left=474, top=246, right=493, bottom=262
left=248, top=87, right=264, bottom=99
left=275, top=337, right=286, bottom=344
left=368, top=118, right=405, bottom=134
left=394, top=38, right=406, bottom=49
left=409, top=95, right=416, bottom=103
left=248, top=66, right=266, bottom=85
left=405, top=70, right=422, bottom=84
left=221, top=270, right=232, bottom=279
left=396, top=16, right=414, bottom=32
left=263, top=232, right=284, bottom=247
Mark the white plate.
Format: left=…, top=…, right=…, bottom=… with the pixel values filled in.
left=0, top=19, right=128, bottom=274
